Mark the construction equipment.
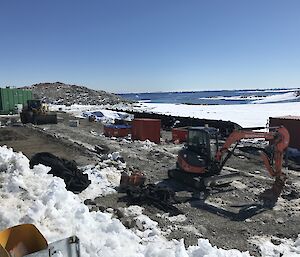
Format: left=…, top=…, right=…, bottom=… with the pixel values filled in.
left=0, top=224, right=80, bottom=257
left=20, top=100, right=57, bottom=125
left=168, top=126, right=290, bottom=205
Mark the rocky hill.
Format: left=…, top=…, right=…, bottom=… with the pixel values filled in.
left=22, top=82, right=130, bottom=105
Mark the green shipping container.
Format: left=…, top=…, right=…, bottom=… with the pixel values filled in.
left=0, top=88, right=33, bottom=114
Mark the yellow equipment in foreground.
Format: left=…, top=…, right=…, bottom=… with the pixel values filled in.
left=0, top=224, right=80, bottom=257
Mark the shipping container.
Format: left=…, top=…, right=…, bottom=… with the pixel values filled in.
left=0, top=88, right=32, bottom=114
left=104, top=124, right=132, bottom=138
left=172, top=127, right=188, bottom=143
left=269, top=116, right=300, bottom=149
left=132, top=118, right=161, bottom=143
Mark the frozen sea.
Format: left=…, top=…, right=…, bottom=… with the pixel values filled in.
left=119, top=88, right=300, bottom=105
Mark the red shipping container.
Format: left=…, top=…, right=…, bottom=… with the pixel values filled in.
left=269, top=116, right=300, bottom=149
left=132, top=118, right=161, bottom=144
left=172, top=127, right=188, bottom=143
left=104, top=125, right=131, bottom=138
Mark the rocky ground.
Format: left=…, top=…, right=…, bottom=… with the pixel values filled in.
left=21, top=82, right=131, bottom=105
left=1, top=112, right=300, bottom=256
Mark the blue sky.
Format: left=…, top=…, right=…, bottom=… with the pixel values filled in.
left=0, top=0, right=300, bottom=93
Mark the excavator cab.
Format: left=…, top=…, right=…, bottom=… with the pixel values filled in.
left=177, top=127, right=219, bottom=174
left=187, top=127, right=219, bottom=159
left=27, top=100, right=42, bottom=111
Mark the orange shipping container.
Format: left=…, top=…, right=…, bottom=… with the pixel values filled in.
left=132, top=118, right=161, bottom=144
left=269, top=116, right=300, bottom=149
left=172, top=127, right=188, bottom=143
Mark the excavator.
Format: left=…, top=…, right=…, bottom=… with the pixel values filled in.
left=0, top=224, right=80, bottom=257
left=168, top=126, right=290, bottom=205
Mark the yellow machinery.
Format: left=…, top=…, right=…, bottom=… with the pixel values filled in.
left=0, top=224, right=80, bottom=257
left=20, top=100, right=57, bottom=125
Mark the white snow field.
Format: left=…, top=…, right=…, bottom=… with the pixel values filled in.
left=134, top=101, right=300, bottom=127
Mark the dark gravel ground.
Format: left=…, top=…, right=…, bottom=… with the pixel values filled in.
left=1, top=112, right=299, bottom=256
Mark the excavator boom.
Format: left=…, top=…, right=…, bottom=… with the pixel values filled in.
left=216, top=126, right=290, bottom=178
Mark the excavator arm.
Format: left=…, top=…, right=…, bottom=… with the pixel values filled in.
left=216, top=126, right=289, bottom=178
left=215, top=126, right=290, bottom=205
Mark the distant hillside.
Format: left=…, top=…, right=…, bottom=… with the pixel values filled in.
left=22, top=82, right=131, bottom=105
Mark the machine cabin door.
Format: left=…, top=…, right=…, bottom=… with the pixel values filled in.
left=187, top=129, right=211, bottom=160
left=187, top=128, right=219, bottom=162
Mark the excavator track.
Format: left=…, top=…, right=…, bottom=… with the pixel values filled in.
left=168, top=168, right=240, bottom=190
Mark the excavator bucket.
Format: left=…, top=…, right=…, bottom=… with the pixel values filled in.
left=259, top=175, right=287, bottom=207
left=0, top=224, right=48, bottom=257
left=33, top=113, right=58, bottom=125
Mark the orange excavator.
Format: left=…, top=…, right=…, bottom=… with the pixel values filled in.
left=168, top=126, right=290, bottom=205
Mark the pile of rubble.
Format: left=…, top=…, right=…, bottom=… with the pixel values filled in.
left=22, top=82, right=131, bottom=105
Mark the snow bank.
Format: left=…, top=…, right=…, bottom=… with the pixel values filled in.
left=78, top=165, right=121, bottom=201
left=78, top=152, right=126, bottom=200
left=0, top=145, right=255, bottom=257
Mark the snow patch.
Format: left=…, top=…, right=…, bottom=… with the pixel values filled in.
left=251, top=235, right=300, bottom=257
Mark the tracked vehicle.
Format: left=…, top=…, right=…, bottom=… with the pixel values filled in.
left=169, top=126, right=290, bottom=204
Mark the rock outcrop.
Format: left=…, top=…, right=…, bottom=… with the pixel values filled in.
left=22, top=82, right=130, bottom=105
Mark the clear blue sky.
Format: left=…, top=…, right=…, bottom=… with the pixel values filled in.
left=1, top=0, right=300, bottom=93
